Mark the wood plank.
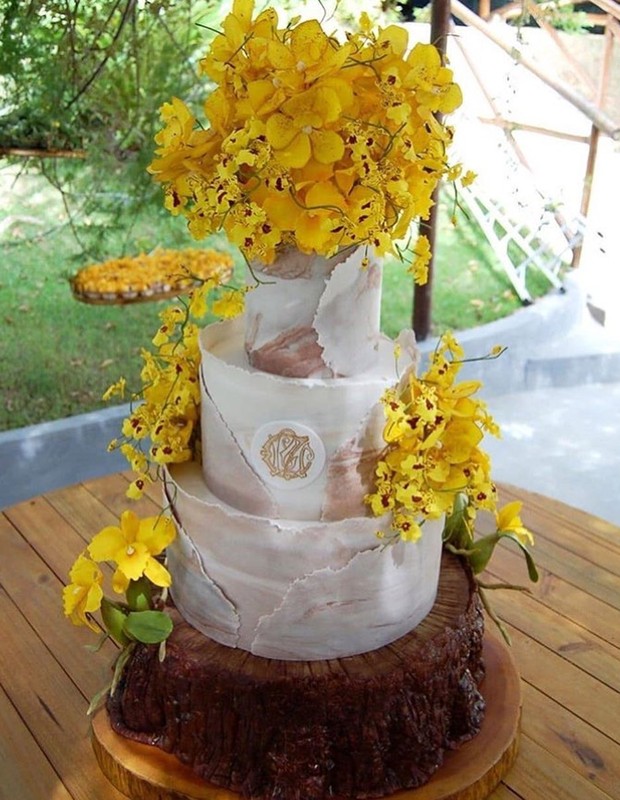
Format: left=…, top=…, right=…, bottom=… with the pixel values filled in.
left=475, top=493, right=620, bottom=609
left=486, top=785, right=524, bottom=800
left=475, top=518, right=619, bottom=614
left=1, top=476, right=618, bottom=800
left=501, top=625, right=620, bottom=745
left=520, top=682, right=620, bottom=797
left=484, top=544, right=620, bottom=649
left=0, top=684, right=73, bottom=800
left=0, top=584, right=126, bottom=800
left=484, top=561, right=620, bottom=690
left=516, top=500, right=620, bottom=577
left=486, top=786, right=524, bottom=800
left=499, top=484, right=620, bottom=553
left=3, top=495, right=95, bottom=582
left=502, top=734, right=615, bottom=800
left=0, top=512, right=119, bottom=701
left=523, top=512, right=620, bottom=580
left=44, top=482, right=120, bottom=540
left=83, top=471, right=161, bottom=518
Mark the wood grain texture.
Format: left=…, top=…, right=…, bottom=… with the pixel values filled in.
left=91, top=634, right=520, bottom=800
left=1, top=479, right=618, bottom=800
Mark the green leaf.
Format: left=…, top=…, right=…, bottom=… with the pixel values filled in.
left=502, top=533, right=540, bottom=583
left=442, top=492, right=470, bottom=548
left=123, top=610, right=173, bottom=644
left=86, top=682, right=111, bottom=717
left=125, top=577, right=153, bottom=612
left=467, top=532, right=501, bottom=575
left=100, top=598, right=131, bottom=646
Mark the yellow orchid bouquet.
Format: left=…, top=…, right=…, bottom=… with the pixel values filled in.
left=366, top=334, right=539, bottom=640
left=103, top=272, right=247, bottom=499
left=63, top=274, right=247, bottom=689
left=148, top=0, right=471, bottom=278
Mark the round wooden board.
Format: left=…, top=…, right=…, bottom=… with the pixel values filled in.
left=91, top=632, right=521, bottom=800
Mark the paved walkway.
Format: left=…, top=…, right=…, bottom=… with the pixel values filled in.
left=483, top=382, right=620, bottom=526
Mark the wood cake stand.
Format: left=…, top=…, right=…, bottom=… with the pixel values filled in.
left=92, top=564, right=522, bottom=800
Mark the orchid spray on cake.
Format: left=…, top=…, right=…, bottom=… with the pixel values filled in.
left=148, top=0, right=468, bottom=275
left=63, top=0, right=537, bottom=676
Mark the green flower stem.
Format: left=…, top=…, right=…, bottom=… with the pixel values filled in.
left=478, top=585, right=512, bottom=646
left=476, top=579, right=532, bottom=594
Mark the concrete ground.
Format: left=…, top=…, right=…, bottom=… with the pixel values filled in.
left=483, top=382, right=620, bottom=526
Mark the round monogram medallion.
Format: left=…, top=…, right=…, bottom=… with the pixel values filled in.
left=250, top=421, right=326, bottom=490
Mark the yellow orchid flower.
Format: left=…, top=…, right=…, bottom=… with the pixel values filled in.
left=63, top=554, right=104, bottom=632
left=267, top=20, right=352, bottom=85
left=211, top=288, right=246, bottom=319
left=87, top=510, right=176, bottom=594
left=392, top=512, right=423, bottom=542
left=154, top=97, right=196, bottom=152
left=496, top=502, right=534, bottom=546
left=266, top=82, right=349, bottom=169
left=367, top=333, right=505, bottom=542
left=405, top=43, right=463, bottom=114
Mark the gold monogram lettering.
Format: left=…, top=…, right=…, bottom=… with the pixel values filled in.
left=260, top=428, right=316, bottom=481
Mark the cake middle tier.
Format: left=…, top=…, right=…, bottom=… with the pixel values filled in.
left=199, top=315, right=417, bottom=521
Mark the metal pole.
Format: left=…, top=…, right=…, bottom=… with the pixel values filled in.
left=413, top=0, right=452, bottom=341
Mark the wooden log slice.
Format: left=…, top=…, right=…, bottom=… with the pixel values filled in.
left=92, top=633, right=520, bottom=800
left=105, top=554, right=490, bottom=800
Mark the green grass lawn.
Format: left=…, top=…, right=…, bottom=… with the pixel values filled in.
left=0, top=169, right=551, bottom=432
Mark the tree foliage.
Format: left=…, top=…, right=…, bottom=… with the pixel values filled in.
left=0, top=0, right=397, bottom=259
left=0, top=0, right=223, bottom=152
left=0, top=0, right=223, bottom=258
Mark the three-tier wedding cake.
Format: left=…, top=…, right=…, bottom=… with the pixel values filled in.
left=63, top=3, right=536, bottom=798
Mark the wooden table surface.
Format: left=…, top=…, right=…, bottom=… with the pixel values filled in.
left=1, top=472, right=619, bottom=800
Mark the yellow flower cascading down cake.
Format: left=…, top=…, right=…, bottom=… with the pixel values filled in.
left=63, top=3, right=538, bottom=798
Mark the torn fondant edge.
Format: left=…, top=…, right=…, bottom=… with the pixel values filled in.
left=163, top=462, right=444, bottom=660
left=243, top=248, right=383, bottom=377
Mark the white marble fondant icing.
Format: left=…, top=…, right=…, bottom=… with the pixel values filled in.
left=165, top=516, right=240, bottom=647
left=164, top=463, right=444, bottom=660
left=200, top=385, right=277, bottom=517
left=315, top=249, right=382, bottom=377
left=322, top=401, right=386, bottom=520
left=252, top=535, right=443, bottom=660
left=164, top=259, right=442, bottom=661
left=199, top=317, right=414, bottom=521
left=244, top=248, right=381, bottom=377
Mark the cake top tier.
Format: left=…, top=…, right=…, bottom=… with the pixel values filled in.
left=244, top=247, right=384, bottom=378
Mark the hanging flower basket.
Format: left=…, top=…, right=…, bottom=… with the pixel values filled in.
left=69, top=247, right=234, bottom=305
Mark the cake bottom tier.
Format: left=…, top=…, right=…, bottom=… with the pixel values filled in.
left=107, top=553, right=486, bottom=800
